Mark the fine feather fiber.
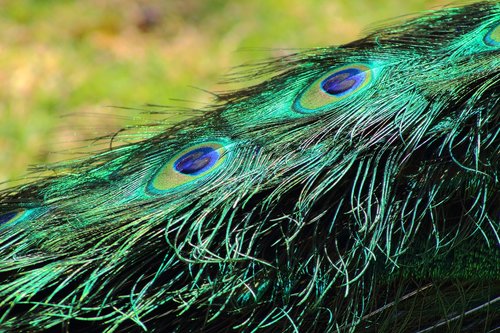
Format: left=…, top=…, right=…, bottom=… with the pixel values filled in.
left=0, top=1, right=499, bottom=333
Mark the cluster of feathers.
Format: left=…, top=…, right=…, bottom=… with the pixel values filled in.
left=0, top=1, right=499, bottom=332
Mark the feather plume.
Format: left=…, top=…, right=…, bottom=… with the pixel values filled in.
left=0, top=1, right=499, bottom=332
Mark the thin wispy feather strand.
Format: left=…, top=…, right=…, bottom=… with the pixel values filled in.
left=0, top=1, right=499, bottom=332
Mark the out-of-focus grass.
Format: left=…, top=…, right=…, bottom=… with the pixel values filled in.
left=0, top=0, right=444, bottom=186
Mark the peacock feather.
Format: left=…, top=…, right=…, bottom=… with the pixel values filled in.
left=1, top=1, right=499, bottom=332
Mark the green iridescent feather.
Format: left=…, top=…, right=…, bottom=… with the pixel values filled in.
left=0, top=1, right=499, bottom=332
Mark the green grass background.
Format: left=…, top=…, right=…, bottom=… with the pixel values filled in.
left=0, top=0, right=444, bottom=187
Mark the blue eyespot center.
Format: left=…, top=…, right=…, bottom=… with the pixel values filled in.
left=321, top=68, right=367, bottom=97
left=0, top=211, right=17, bottom=225
left=174, top=147, right=220, bottom=175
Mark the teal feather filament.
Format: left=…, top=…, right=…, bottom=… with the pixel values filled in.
left=484, top=21, right=500, bottom=46
left=293, top=64, right=372, bottom=113
left=148, top=141, right=228, bottom=193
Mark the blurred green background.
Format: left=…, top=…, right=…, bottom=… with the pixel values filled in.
left=0, top=0, right=444, bottom=187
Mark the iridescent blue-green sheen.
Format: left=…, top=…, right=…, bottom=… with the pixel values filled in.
left=0, top=2, right=498, bottom=333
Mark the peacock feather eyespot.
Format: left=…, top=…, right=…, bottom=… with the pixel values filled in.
left=0, top=209, right=27, bottom=226
left=148, top=141, right=229, bottom=193
left=174, top=146, right=220, bottom=175
left=293, top=63, right=373, bottom=113
left=484, top=21, right=500, bottom=46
